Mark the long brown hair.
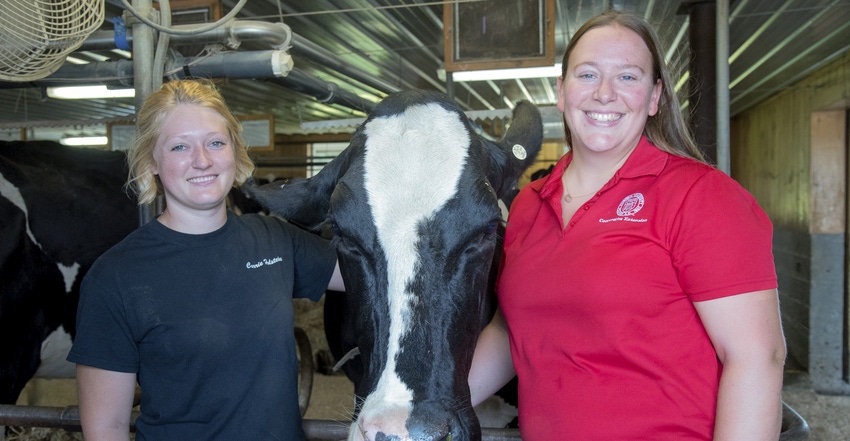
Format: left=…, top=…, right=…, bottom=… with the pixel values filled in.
left=559, top=9, right=706, bottom=162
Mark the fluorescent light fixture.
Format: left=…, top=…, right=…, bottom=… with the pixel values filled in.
left=64, top=56, right=89, bottom=65
left=452, top=64, right=562, bottom=82
left=61, top=136, right=108, bottom=146
left=111, top=49, right=132, bottom=58
left=47, top=85, right=135, bottom=99
left=77, top=51, right=111, bottom=62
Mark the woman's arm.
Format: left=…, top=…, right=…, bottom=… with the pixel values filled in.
left=468, top=308, right=516, bottom=407
left=76, top=364, right=137, bottom=441
left=694, top=289, right=786, bottom=441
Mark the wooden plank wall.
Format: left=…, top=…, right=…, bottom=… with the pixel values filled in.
left=811, top=110, right=847, bottom=236
left=731, top=51, right=850, bottom=231
left=730, top=50, right=850, bottom=385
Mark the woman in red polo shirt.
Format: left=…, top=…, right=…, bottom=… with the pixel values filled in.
left=469, top=9, right=786, bottom=441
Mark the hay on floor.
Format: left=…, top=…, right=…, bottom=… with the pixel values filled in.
left=5, top=427, right=84, bottom=441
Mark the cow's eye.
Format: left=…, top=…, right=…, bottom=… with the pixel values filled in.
left=484, top=219, right=499, bottom=236
left=330, top=222, right=342, bottom=236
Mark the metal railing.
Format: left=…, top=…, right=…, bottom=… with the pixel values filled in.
left=0, top=402, right=810, bottom=440
left=0, top=404, right=522, bottom=440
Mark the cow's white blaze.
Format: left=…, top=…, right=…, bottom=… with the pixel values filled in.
left=356, top=103, right=469, bottom=436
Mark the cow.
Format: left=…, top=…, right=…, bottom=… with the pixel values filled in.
left=0, top=140, right=138, bottom=408
left=244, top=89, right=543, bottom=441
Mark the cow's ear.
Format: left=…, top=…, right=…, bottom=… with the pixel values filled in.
left=483, top=100, right=543, bottom=200
left=241, top=145, right=355, bottom=230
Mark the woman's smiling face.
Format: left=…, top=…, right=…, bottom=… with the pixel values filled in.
left=151, top=104, right=236, bottom=215
left=557, top=24, right=662, bottom=155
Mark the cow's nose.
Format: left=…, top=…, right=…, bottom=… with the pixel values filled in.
left=405, top=421, right=453, bottom=441
left=404, top=405, right=455, bottom=441
left=351, top=407, right=410, bottom=441
left=355, top=427, right=453, bottom=441
left=352, top=412, right=453, bottom=441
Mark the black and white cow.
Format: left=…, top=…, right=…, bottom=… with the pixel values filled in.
left=245, top=89, right=543, bottom=441
left=0, top=140, right=137, bottom=405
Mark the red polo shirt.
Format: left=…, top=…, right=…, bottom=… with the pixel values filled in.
left=498, top=136, right=777, bottom=440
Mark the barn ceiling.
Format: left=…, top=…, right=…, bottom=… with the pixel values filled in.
left=1, top=0, right=849, bottom=142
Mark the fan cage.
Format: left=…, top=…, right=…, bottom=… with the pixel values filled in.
left=0, top=0, right=105, bottom=82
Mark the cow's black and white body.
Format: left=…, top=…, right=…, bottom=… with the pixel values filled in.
left=0, top=141, right=137, bottom=405
left=245, top=90, right=542, bottom=441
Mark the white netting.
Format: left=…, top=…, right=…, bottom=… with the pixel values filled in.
left=0, top=0, right=105, bottom=82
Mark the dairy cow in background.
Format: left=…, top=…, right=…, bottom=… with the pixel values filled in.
left=0, top=140, right=137, bottom=405
left=245, top=89, right=543, bottom=441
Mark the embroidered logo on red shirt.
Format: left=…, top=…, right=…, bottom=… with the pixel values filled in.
left=617, top=193, right=645, bottom=216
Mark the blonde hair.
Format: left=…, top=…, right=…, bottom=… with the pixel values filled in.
left=559, top=9, right=706, bottom=162
left=126, top=79, right=255, bottom=205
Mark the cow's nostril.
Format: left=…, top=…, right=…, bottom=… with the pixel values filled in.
left=405, top=421, right=452, bottom=441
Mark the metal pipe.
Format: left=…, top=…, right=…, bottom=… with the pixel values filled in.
left=0, top=405, right=138, bottom=432
left=716, top=0, right=730, bottom=174
left=681, top=0, right=718, bottom=164
left=0, top=405, right=522, bottom=440
left=0, top=58, right=136, bottom=88
left=81, top=20, right=398, bottom=95
left=172, top=50, right=294, bottom=80
left=0, top=52, right=373, bottom=116
left=268, top=69, right=374, bottom=114
left=0, top=51, right=288, bottom=86
left=0, top=402, right=812, bottom=441
left=130, top=0, right=154, bottom=105
left=78, top=21, right=290, bottom=51
left=131, top=0, right=155, bottom=227
left=167, top=20, right=293, bottom=51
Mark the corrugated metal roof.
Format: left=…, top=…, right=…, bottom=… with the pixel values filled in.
left=1, top=0, right=848, bottom=141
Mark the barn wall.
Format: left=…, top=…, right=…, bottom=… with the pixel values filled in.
left=730, top=49, right=850, bottom=394
left=251, top=133, right=355, bottom=180
left=519, top=140, right=566, bottom=187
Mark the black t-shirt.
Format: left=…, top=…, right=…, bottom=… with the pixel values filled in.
left=68, top=212, right=336, bottom=441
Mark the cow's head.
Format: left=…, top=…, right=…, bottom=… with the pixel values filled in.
left=244, top=90, right=541, bottom=441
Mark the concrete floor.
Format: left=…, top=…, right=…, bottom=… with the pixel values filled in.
left=781, top=370, right=850, bottom=441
